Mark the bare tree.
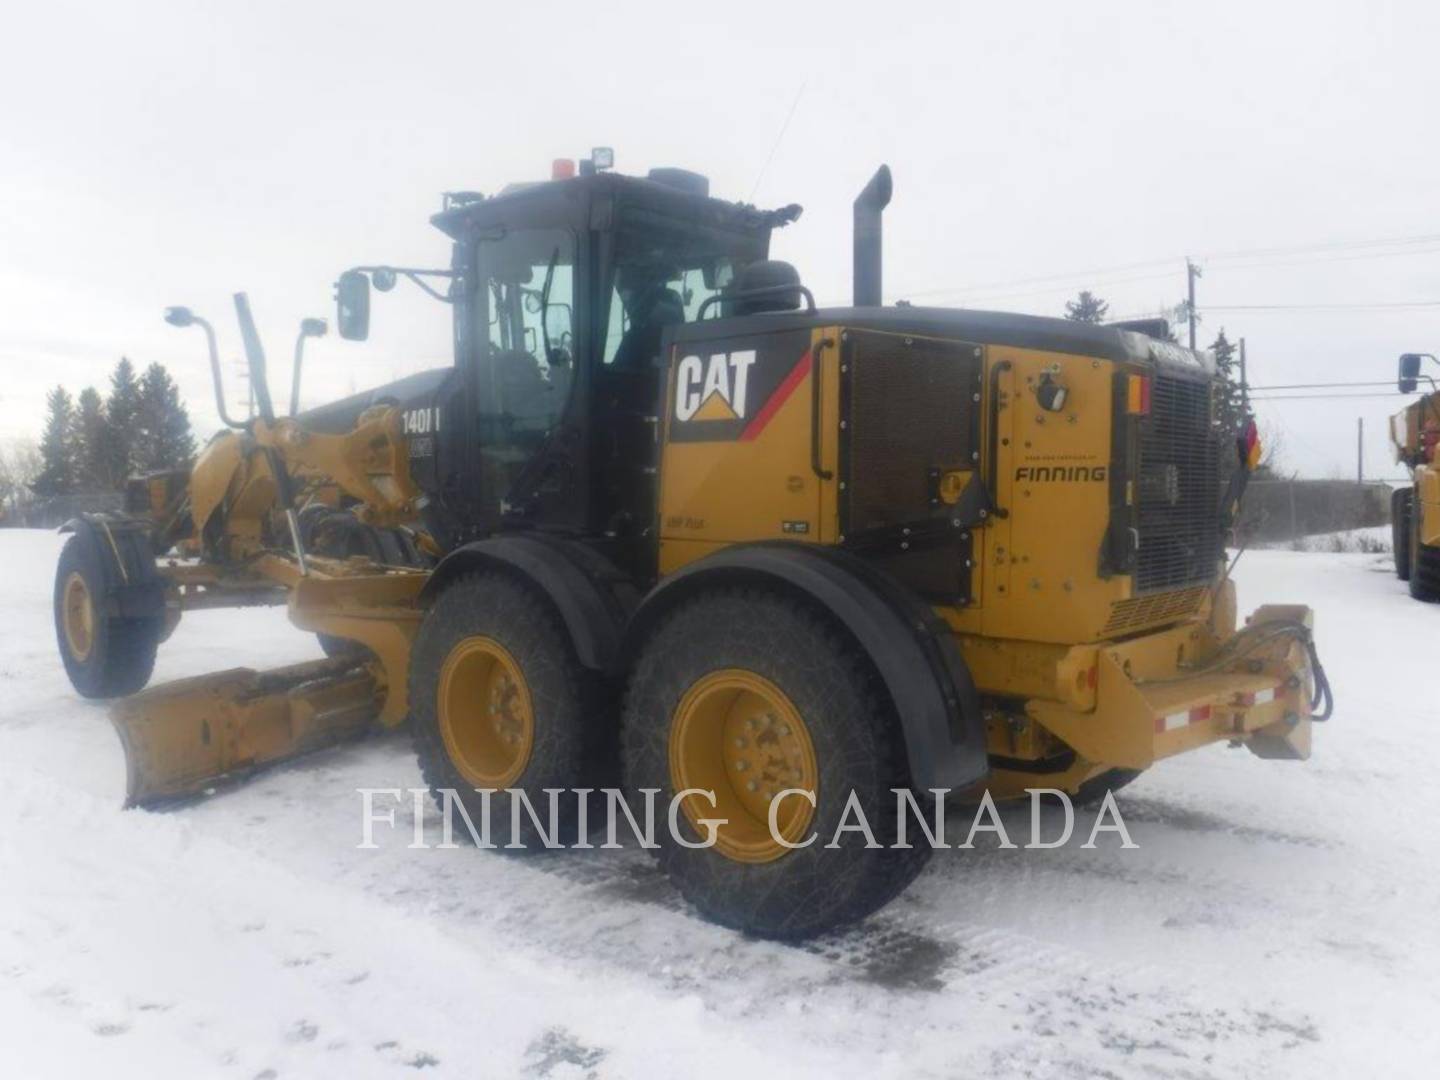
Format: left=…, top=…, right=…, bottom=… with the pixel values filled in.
left=0, top=440, right=43, bottom=521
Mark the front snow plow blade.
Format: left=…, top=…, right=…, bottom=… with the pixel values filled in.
left=112, top=657, right=381, bottom=807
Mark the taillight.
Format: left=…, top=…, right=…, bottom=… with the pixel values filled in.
left=1126, top=374, right=1151, bottom=415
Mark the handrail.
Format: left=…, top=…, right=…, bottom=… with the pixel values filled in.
left=811, top=337, right=835, bottom=481
left=696, top=283, right=817, bottom=322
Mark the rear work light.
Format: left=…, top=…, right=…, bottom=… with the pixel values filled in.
left=1126, top=374, right=1152, bottom=415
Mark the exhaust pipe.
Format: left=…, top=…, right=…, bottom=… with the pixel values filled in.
left=853, top=164, right=892, bottom=307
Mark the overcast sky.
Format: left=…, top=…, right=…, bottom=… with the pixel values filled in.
left=2, top=0, right=1437, bottom=478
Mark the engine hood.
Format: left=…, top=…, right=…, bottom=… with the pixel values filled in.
left=297, top=367, right=452, bottom=435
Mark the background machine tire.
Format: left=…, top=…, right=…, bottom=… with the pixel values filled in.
left=1393, top=487, right=1413, bottom=582
left=1409, top=491, right=1440, bottom=601
left=623, top=588, right=931, bottom=940
left=409, top=571, right=600, bottom=848
left=54, top=533, right=162, bottom=698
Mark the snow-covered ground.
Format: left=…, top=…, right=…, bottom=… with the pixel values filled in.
left=1, top=530, right=1436, bottom=1078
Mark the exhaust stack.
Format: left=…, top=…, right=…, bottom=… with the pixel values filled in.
left=853, top=165, right=893, bottom=307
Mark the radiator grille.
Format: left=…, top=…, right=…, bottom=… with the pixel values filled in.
left=1134, top=374, right=1221, bottom=592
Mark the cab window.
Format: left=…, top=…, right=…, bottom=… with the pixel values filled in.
left=598, top=214, right=763, bottom=368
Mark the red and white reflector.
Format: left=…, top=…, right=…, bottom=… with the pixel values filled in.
left=1235, top=686, right=1278, bottom=708
left=1156, top=704, right=1211, bottom=734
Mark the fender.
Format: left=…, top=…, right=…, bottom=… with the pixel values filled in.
left=59, top=515, right=166, bottom=621
left=626, top=543, right=989, bottom=792
left=419, top=534, right=637, bottom=673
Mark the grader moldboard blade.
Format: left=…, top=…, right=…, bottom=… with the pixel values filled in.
left=111, top=656, right=382, bottom=807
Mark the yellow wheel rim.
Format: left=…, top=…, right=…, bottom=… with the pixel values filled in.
left=670, top=669, right=818, bottom=864
left=62, top=571, right=95, bottom=662
left=437, top=636, right=534, bottom=788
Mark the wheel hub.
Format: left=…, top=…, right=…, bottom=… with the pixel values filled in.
left=670, top=669, right=818, bottom=863
left=437, top=636, right=534, bottom=788
left=61, top=571, right=95, bottom=662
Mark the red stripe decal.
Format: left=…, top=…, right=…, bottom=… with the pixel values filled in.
left=739, top=350, right=812, bottom=442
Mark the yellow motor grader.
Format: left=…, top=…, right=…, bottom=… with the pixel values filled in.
left=53, top=155, right=1330, bottom=938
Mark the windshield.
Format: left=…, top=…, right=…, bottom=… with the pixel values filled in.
left=599, top=210, right=768, bottom=368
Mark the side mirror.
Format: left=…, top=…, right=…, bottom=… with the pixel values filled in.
left=336, top=270, right=371, bottom=341
left=1399, top=353, right=1422, bottom=394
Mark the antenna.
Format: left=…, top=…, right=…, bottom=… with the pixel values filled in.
left=748, top=81, right=807, bottom=202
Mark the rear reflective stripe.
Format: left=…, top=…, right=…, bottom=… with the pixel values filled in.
left=1236, top=685, right=1281, bottom=707
left=1155, top=704, right=1212, bottom=734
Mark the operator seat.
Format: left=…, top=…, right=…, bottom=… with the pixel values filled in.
left=732, top=260, right=803, bottom=315
left=611, top=286, right=686, bottom=370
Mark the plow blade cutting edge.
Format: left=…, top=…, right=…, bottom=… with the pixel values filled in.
left=110, top=656, right=382, bottom=807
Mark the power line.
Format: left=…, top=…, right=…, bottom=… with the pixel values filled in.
left=1208, top=300, right=1440, bottom=311
left=894, top=229, right=1440, bottom=304
left=1250, top=392, right=1409, bottom=401
left=1249, top=380, right=1401, bottom=390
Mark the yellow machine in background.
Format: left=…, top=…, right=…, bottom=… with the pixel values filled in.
left=1389, top=351, right=1440, bottom=597
left=53, top=156, right=1332, bottom=939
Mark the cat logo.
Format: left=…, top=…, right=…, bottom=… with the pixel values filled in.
left=674, top=350, right=758, bottom=423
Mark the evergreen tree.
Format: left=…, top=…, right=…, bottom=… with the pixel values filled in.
left=1063, top=290, right=1110, bottom=324
left=74, top=387, right=115, bottom=491
left=1209, top=330, right=1250, bottom=435
left=1209, top=329, right=1252, bottom=485
left=134, top=363, right=196, bottom=472
left=105, top=357, right=142, bottom=482
left=32, top=386, right=76, bottom=495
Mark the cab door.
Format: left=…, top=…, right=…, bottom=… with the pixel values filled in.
left=461, top=226, right=584, bottom=533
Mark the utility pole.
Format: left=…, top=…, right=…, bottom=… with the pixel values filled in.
left=1357, top=417, right=1364, bottom=483
left=1186, top=258, right=1202, bottom=350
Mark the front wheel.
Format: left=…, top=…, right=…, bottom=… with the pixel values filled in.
left=54, top=533, right=160, bottom=698
left=409, top=572, right=601, bottom=848
left=623, top=589, right=931, bottom=939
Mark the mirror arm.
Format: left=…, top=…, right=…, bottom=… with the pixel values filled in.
left=290, top=330, right=307, bottom=417
left=191, top=315, right=246, bottom=430
left=350, top=265, right=457, bottom=304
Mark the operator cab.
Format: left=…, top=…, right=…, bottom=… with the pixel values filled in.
left=337, top=154, right=804, bottom=574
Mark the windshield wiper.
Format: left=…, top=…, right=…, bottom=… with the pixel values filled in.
left=539, top=246, right=559, bottom=368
